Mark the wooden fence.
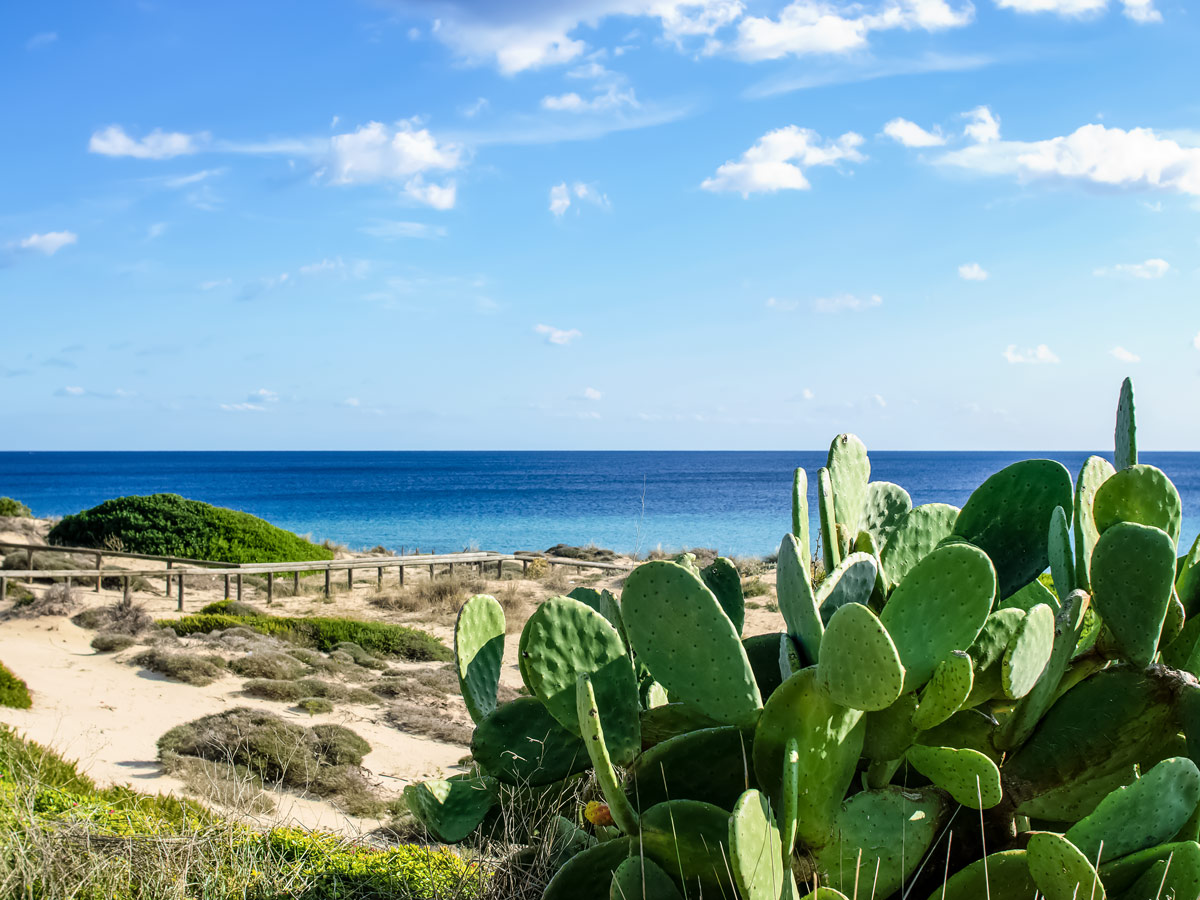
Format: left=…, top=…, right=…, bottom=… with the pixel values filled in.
left=0, top=539, right=627, bottom=612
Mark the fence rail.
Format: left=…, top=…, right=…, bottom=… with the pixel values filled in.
left=0, top=539, right=628, bottom=612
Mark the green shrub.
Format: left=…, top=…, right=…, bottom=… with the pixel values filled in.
left=200, top=599, right=265, bottom=617
left=228, top=650, right=307, bottom=680
left=0, top=497, right=31, bottom=518
left=0, top=662, right=31, bottom=709
left=133, top=648, right=226, bottom=686
left=90, top=632, right=136, bottom=653
left=242, top=678, right=379, bottom=705
left=47, top=493, right=334, bottom=564
left=161, top=613, right=451, bottom=662
left=298, top=697, right=334, bottom=715
left=742, top=578, right=771, bottom=598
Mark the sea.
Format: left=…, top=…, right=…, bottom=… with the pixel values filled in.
left=1, top=451, right=1198, bottom=558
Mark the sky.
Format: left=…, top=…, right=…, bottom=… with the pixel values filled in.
left=3, top=0, right=1199, bottom=451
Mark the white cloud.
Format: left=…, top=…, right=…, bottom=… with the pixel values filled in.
left=550, top=183, right=572, bottom=216
left=63, top=385, right=84, bottom=395
left=814, top=293, right=882, bottom=312
left=938, top=119, right=1200, bottom=196
left=328, top=120, right=463, bottom=208
left=1094, top=258, right=1170, bottom=279
left=550, top=181, right=609, bottom=215
left=220, top=403, right=266, bottom=412
left=362, top=220, right=448, bottom=241
left=27, top=32, right=57, bottom=50
left=541, top=84, right=639, bottom=113
left=958, top=262, right=988, bottom=281
left=299, top=258, right=342, bottom=276
left=962, top=106, right=1000, bottom=143
left=199, top=278, right=232, bottom=290
left=146, top=222, right=167, bottom=241
left=1194, top=331, right=1200, bottom=351
left=731, top=0, right=973, bottom=62
left=535, top=324, right=583, bottom=345
left=1003, top=344, right=1060, bottom=364
left=89, top=125, right=206, bottom=159
left=873, top=393, right=887, bottom=407
left=462, top=97, right=490, bottom=117
left=162, top=168, right=226, bottom=188
left=802, top=388, right=815, bottom=399
left=765, top=296, right=800, bottom=310
left=994, top=0, right=1160, bottom=21
left=1110, top=346, right=1141, bottom=363
left=250, top=388, right=279, bottom=403
left=883, top=117, right=945, bottom=147
left=17, top=231, right=77, bottom=255
left=701, top=126, right=865, bottom=196
left=584, top=387, right=603, bottom=400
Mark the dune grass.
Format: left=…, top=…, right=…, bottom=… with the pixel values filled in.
left=0, top=725, right=484, bottom=899
left=163, top=609, right=451, bottom=662
left=0, top=663, right=31, bottom=710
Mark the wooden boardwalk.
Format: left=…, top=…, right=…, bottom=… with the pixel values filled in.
left=0, top=539, right=627, bottom=611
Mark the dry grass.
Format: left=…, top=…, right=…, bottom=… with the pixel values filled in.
left=91, top=632, right=137, bottom=653
left=133, top=648, right=227, bottom=686
left=8, top=583, right=78, bottom=618
left=228, top=650, right=308, bottom=680
left=241, top=677, right=380, bottom=705
left=369, top=572, right=487, bottom=617
left=385, top=703, right=473, bottom=746
left=71, top=596, right=154, bottom=635
left=162, top=754, right=276, bottom=815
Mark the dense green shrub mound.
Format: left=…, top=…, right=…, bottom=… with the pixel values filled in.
left=47, top=493, right=334, bottom=564
left=0, top=497, right=32, bottom=518
left=162, top=611, right=452, bottom=662
left=0, top=662, right=31, bottom=709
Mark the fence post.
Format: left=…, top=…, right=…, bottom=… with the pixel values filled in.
left=347, top=568, right=353, bottom=591
left=224, top=574, right=230, bottom=599
left=165, top=559, right=172, bottom=595
left=237, top=574, right=243, bottom=603
left=293, top=571, right=300, bottom=595
left=26, top=548, right=33, bottom=584
left=95, top=553, right=102, bottom=592
left=324, top=568, right=331, bottom=598
left=377, top=567, right=383, bottom=587
left=398, top=564, right=404, bottom=586
left=267, top=572, right=274, bottom=605
left=177, top=575, right=184, bottom=612
left=0, top=576, right=6, bottom=600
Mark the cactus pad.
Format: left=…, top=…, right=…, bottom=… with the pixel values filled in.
left=818, top=467, right=841, bottom=572
left=1178, top=534, right=1200, bottom=616
left=816, top=602, right=904, bottom=711
left=728, top=789, right=785, bottom=900
left=815, top=551, right=878, bottom=622
left=827, top=433, right=870, bottom=534
left=965, top=607, right=1026, bottom=705
left=454, top=595, right=506, bottom=724
left=879, top=502, right=960, bottom=589
left=1065, top=757, right=1200, bottom=865
left=471, top=696, right=588, bottom=786
left=1110, top=840, right=1200, bottom=900
left=879, top=542, right=996, bottom=691
left=906, top=744, right=1002, bottom=809
left=638, top=702, right=721, bottom=748
left=777, top=533, right=823, bottom=664
left=743, top=632, right=786, bottom=699
left=930, top=850, right=1037, bottom=900
left=753, top=668, right=864, bottom=848
left=577, top=675, right=640, bottom=835
left=951, top=458, right=1073, bottom=600
left=543, top=837, right=633, bottom=900
left=792, top=467, right=810, bottom=568
left=628, top=725, right=751, bottom=812
left=402, top=775, right=498, bottom=843
left=1090, top=521, right=1176, bottom=666
left=522, top=597, right=640, bottom=763
left=814, top=786, right=947, bottom=899
left=1048, top=505, right=1075, bottom=598
left=1002, top=602, right=1055, bottom=699
left=911, top=650, right=973, bottom=731
left=1116, top=375, right=1137, bottom=470
left=1074, top=455, right=1116, bottom=592
left=639, top=800, right=735, bottom=898
left=861, top=692, right=919, bottom=762
left=621, top=560, right=762, bottom=726
left=609, top=857, right=683, bottom=900
left=567, top=587, right=627, bottom=646
left=862, top=481, right=912, bottom=549
left=701, top=556, right=745, bottom=635
left=1026, top=831, right=1105, bottom=900
left=1093, top=463, right=1183, bottom=548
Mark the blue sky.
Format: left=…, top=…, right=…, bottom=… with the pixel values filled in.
left=3, top=0, right=1198, bottom=451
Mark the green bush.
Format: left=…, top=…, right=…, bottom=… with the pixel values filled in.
left=298, top=697, right=335, bottom=715
left=90, top=632, right=137, bottom=653
left=47, top=493, right=334, bottom=564
left=242, top=678, right=379, bottom=705
left=0, top=662, right=31, bottom=709
left=0, top=497, right=31, bottom=518
left=133, top=648, right=227, bottom=686
left=161, top=613, right=451, bottom=662
left=229, top=650, right=307, bottom=680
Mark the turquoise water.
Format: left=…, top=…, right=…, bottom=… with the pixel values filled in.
left=1, top=451, right=1197, bottom=557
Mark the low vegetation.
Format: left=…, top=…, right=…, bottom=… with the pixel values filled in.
left=241, top=677, right=380, bottom=705
left=0, top=663, right=31, bottom=710
left=72, top=596, right=154, bottom=634
left=47, top=493, right=335, bottom=564
left=228, top=649, right=307, bottom=680
left=0, top=725, right=483, bottom=899
left=6, top=583, right=77, bottom=618
left=0, top=497, right=32, bottom=518
left=162, top=610, right=452, bottom=662
left=90, top=632, right=136, bottom=653
left=132, top=647, right=227, bottom=686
